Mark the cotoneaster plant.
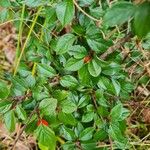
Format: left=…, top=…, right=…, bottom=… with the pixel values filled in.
left=0, top=0, right=150, bottom=150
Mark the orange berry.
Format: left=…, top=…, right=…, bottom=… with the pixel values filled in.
left=37, top=119, right=49, bottom=126
left=83, top=55, right=92, bottom=63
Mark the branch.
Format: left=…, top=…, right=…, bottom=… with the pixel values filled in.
left=13, top=7, right=42, bottom=76
left=11, top=103, right=39, bottom=150
left=11, top=92, right=32, bottom=109
left=73, top=0, right=101, bottom=23
left=100, top=32, right=132, bottom=60
left=12, top=92, right=32, bottom=102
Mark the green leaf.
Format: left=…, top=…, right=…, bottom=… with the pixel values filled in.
left=32, top=86, right=49, bottom=101
left=42, top=29, right=52, bottom=45
left=78, top=65, right=91, bottom=85
left=0, top=101, right=11, bottom=114
left=79, top=127, right=94, bottom=141
left=55, top=34, right=76, bottom=54
left=35, top=125, right=56, bottom=150
left=108, top=123, right=129, bottom=149
left=62, top=126, right=76, bottom=141
left=0, top=0, right=11, bottom=7
left=78, top=0, right=94, bottom=6
left=112, top=79, right=121, bottom=96
left=78, top=95, right=90, bottom=108
left=89, top=7, right=104, bottom=19
left=121, top=82, right=134, bottom=93
left=74, top=122, right=84, bottom=137
left=110, top=103, right=130, bottom=122
left=87, top=38, right=111, bottom=52
left=4, top=110, right=16, bottom=132
left=103, top=62, right=121, bottom=76
left=16, top=105, right=27, bottom=121
left=58, top=112, right=77, bottom=125
left=94, top=129, right=108, bottom=141
left=65, top=58, right=84, bottom=71
left=24, top=0, right=43, bottom=7
left=39, top=98, right=57, bottom=116
left=68, top=45, right=87, bottom=59
left=104, top=2, right=135, bottom=27
left=62, top=142, right=75, bottom=150
left=0, top=8, right=8, bottom=23
left=56, top=0, right=75, bottom=26
left=53, top=90, right=69, bottom=102
left=86, top=24, right=101, bottom=39
left=72, top=24, right=85, bottom=36
left=37, top=63, right=56, bottom=78
left=61, top=99, right=77, bottom=113
left=97, top=106, right=109, bottom=117
left=97, top=76, right=116, bottom=94
left=12, top=76, right=29, bottom=93
left=81, top=141, right=97, bottom=150
left=25, top=116, right=37, bottom=133
left=25, top=74, right=36, bottom=88
left=132, top=2, right=150, bottom=38
left=60, top=75, right=78, bottom=88
left=96, top=90, right=108, bottom=107
left=38, top=143, right=49, bottom=150
left=0, top=81, right=9, bottom=99
left=97, top=77, right=108, bottom=90
left=82, top=112, right=94, bottom=123
left=88, top=58, right=101, bottom=77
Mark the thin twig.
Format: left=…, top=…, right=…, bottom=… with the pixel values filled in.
left=109, top=136, right=113, bottom=150
left=11, top=103, right=39, bottom=150
left=73, top=0, right=101, bottom=23
left=14, top=4, right=25, bottom=67
left=12, top=92, right=32, bottom=102
left=13, top=6, right=42, bottom=76
left=100, top=33, right=132, bottom=60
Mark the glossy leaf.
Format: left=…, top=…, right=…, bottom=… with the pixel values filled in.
left=16, top=105, right=27, bottom=120
left=110, top=103, right=130, bottom=122
left=0, top=81, right=9, bottom=99
left=58, top=112, right=77, bottom=125
left=108, top=123, right=129, bottom=149
left=37, top=63, right=56, bottom=78
left=68, top=45, right=87, bottom=59
left=24, top=0, right=43, bottom=7
left=104, top=2, right=135, bottom=26
left=82, top=112, right=94, bottom=123
left=62, top=126, right=76, bottom=141
left=0, top=101, right=12, bottom=114
left=39, top=98, right=57, bottom=116
left=61, top=99, right=77, bottom=113
left=132, top=2, right=150, bottom=38
left=55, top=34, right=76, bottom=54
left=79, top=127, right=94, bottom=141
left=65, top=58, right=84, bottom=71
left=112, top=79, right=121, bottom=96
left=78, top=95, right=90, bottom=108
left=60, top=75, right=78, bottom=88
left=88, top=59, right=101, bottom=77
left=35, top=125, right=56, bottom=150
left=0, top=0, right=11, bottom=7
left=4, top=110, right=16, bottom=132
left=87, top=38, right=111, bottom=52
left=78, top=65, right=91, bottom=85
left=56, top=0, right=75, bottom=26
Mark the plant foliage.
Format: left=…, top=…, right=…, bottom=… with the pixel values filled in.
left=0, top=0, right=150, bottom=149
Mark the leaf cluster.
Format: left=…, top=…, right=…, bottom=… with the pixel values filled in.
left=0, top=0, right=149, bottom=149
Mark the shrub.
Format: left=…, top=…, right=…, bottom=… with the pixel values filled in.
left=0, top=0, right=150, bottom=149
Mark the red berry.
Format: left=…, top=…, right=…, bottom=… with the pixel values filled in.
left=83, top=55, right=92, bottom=64
left=37, top=119, right=49, bottom=126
